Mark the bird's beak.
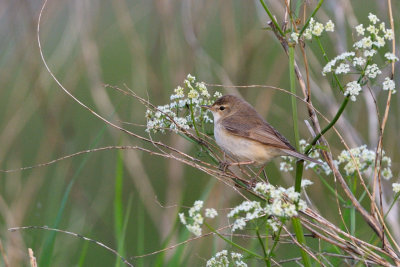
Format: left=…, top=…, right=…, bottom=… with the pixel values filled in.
left=201, top=105, right=212, bottom=110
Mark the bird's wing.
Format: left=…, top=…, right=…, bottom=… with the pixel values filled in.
left=221, top=114, right=296, bottom=151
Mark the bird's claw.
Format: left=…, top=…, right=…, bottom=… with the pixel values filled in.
left=219, top=161, right=230, bottom=172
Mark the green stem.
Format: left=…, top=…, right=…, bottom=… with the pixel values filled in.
left=265, top=224, right=270, bottom=267
left=295, top=161, right=304, bottom=192
left=385, top=192, right=400, bottom=219
left=268, top=223, right=283, bottom=257
left=299, top=0, right=325, bottom=36
left=289, top=46, right=300, bottom=150
left=289, top=42, right=311, bottom=267
left=259, top=0, right=285, bottom=36
left=305, top=96, right=350, bottom=154
left=291, top=217, right=312, bottom=267
left=204, top=222, right=264, bottom=259
left=315, top=36, right=344, bottom=92
left=256, top=228, right=270, bottom=267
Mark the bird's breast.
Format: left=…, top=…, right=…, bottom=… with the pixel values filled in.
left=214, top=123, right=281, bottom=165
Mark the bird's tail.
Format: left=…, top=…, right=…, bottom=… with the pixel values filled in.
left=282, top=149, right=323, bottom=165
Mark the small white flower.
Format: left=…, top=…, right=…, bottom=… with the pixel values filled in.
left=365, top=64, right=381, bottom=79
left=186, top=74, right=195, bottom=82
left=267, top=219, right=279, bottom=232
left=335, top=51, right=355, bottom=60
left=322, top=60, right=336, bottom=76
left=230, top=252, right=247, bottom=267
left=335, top=63, right=350, bottom=74
left=214, top=91, right=222, bottom=98
left=193, top=213, right=204, bottom=225
left=284, top=204, right=298, bottom=217
left=344, top=81, right=362, bottom=101
left=186, top=223, right=202, bottom=236
left=364, top=49, right=377, bottom=58
left=368, top=13, right=379, bottom=24
left=385, top=52, right=399, bottom=62
left=232, top=218, right=246, bottom=232
left=187, top=89, right=199, bottom=99
left=303, top=28, right=312, bottom=40
left=355, top=36, right=373, bottom=49
left=196, top=82, right=210, bottom=97
left=291, top=32, right=299, bottom=44
left=366, top=25, right=378, bottom=35
left=206, top=250, right=229, bottom=267
left=172, top=117, right=189, bottom=131
left=254, top=182, right=268, bottom=194
left=178, top=213, right=187, bottom=225
left=382, top=77, right=396, bottom=93
left=382, top=168, right=393, bottom=180
left=301, top=179, right=314, bottom=187
left=286, top=187, right=300, bottom=202
left=270, top=200, right=284, bottom=217
left=297, top=200, right=307, bottom=211
left=373, top=36, right=385, bottom=48
left=312, top=22, right=325, bottom=36
left=205, top=208, right=218, bottom=218
left=393, top=183, right=400, bottom=194
left=325, top=20, right=335, bottom=32
left=280, top=161, right=294, bottom=172
left=353, top=57, right=366, bottom=67
left=384, top=29, right=394, bottom=40
left=355, top=24, right=365, bottom=35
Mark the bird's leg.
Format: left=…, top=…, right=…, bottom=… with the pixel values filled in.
left=228, top=161, right=255, bottom=166
left=219, top=154, right=255, bottom=172
left=262, top=169, right=269, bottom=183
left=250, top=164, right=267, bottom=187
left=218, top=153, right=230, bottom=172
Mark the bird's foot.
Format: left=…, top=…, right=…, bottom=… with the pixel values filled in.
left=218, top=161, right=230, bottom=172
left=219, top=160, right=255, bottom=172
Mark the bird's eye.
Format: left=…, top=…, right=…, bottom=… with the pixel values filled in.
left=219, top=106, right=225, bottom=111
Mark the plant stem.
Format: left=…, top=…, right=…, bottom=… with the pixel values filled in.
left=256, top=228, right=270, bottom=267
left=299, top=0, right=325, bottom=36
left=315, top=37, right=344, bottom=92
left=291, top=217, right=312, bottom=266
left=289, top=46, right=300, bottom=150
left=385, top=192, right=400, bottom=219
left=204, top=222, right=264, bottom=260
left=268, top=223, right=283, bottom=257
left=289, top=44, right=312, bottom=267
left=259, top=0, right=285, bottom=36
left=304, top=96, right=350, bottom=154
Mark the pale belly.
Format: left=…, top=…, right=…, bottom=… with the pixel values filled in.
left=214, top=123, right=282, bottom=165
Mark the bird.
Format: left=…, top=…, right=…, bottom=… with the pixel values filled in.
left=202, top=95, right=321, bottom=167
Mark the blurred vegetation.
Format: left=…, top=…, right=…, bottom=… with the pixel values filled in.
left=0, top=0, right=399, bottom=266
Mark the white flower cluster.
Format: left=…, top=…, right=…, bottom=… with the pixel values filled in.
left=393, top=183, right=400, bottom=194
left=319, top=13, right=398, bottom=100
left=280, top=140, right=332, bottom=175
left=178, top=200, right=218, bottom=237
left=206, top=250, right=247, bottom=267
left=322, top=52, right=355, bottom=76
left=227, top=183, right=309, bottom=232
left=344, top=81, right=362, bottom=101
left=146, top=74, right=221, bottom=133
left=303, top=18, right=334, bottom=40
left=382, top=77, right=396, bottom=94
left=336, top=145, right=392, bottom=179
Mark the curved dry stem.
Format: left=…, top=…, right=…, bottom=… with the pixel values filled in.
left=8, top=226, right=134, bottom=267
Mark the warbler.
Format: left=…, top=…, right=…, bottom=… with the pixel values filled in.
left=202, top=95, right=320, bottom=166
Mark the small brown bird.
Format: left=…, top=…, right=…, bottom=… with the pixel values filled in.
left=203, top=95, right=320, bottom=166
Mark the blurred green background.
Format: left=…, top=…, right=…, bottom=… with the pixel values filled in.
left=1, top=0, right=399, bottom=266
